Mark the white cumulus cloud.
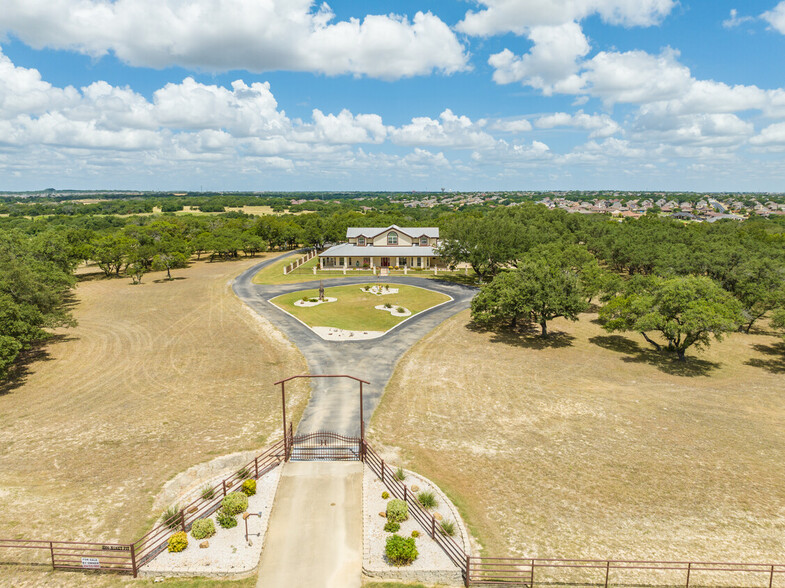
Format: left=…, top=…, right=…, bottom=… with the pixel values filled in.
left=0, top=0, right=468, bottom=80
left=763, top=1, right=785, bottom=34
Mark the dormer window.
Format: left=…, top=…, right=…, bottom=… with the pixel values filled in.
left=387, top=231, right=398, bottom=245
left=358, top=236, right=365, bottom=246
left=420, top=236, right=428, bottom=246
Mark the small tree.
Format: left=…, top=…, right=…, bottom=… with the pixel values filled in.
left=152, top=251, right=188, bottom=280
left=128, top=262, right=146, bottom=285
left=471, top=257, right=588, bottom=337
left=600, top=275, right=744, bottom=360
left=772, top=308, right=785, bottom=342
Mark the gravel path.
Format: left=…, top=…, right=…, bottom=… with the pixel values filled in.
left=142, top=466, right=282, bottom=577
left=232, top=254, right=477, bottom=436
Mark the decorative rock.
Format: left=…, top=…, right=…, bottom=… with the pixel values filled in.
left=379, top=511, right=387, bottom=518
left=199, top=541, right=209, bottom=549
left=187, top=506, right=198, bottom=513
left=242, top=512, right=250, bottom=520
left=411, top=485, right=420, bottom=492
left=434, top=512, right=443, bottom=521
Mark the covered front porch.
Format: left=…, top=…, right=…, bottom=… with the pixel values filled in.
left=320, top=255, right=434, bottom=270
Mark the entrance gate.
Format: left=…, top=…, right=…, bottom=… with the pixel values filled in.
left=289, top=431, right=362, bottom=461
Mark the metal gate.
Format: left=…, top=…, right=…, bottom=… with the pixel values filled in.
left=289, top=431, right=362, bottom=461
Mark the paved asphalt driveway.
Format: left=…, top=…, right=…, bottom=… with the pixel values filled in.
left=233, top=253, right=477, bottom=436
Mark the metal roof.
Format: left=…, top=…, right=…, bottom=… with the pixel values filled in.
left=345, top=225, right=439, bottom=239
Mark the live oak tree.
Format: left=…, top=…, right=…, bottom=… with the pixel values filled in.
left=471, top=256, right=588, bottom=337
left=771, top=309, right=785, bottom=341
left=722, top=258, right=785, bottom=333
left=600, top=275, right=744, bottom=360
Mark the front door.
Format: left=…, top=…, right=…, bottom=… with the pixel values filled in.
left=381, top=257, right=390, bottom=267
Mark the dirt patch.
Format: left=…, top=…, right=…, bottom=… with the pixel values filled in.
left=370, top=310, right=785, bottom=565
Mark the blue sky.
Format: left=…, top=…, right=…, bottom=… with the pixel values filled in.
left=1, top=0, right=785, bottom=192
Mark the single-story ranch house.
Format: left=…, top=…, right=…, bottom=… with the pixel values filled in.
left=319, top=225, right=440, bottom=269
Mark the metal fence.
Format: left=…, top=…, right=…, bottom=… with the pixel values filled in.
left=466, top=557, right=785, bottom=588
left=0, top=538, right=135, bottom=574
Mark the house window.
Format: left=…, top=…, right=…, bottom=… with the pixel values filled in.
left=417, top=257, right=421, bottom=267
left=420, top=236, right=428, bottom=246
left=358, top=236, right=365, bottom=246
left=387, top=231, right=398, bottom=245
left=339, top=257, right=344, bottom=266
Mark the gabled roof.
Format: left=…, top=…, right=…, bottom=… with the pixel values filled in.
left=346, top=225, right=439, bottom=239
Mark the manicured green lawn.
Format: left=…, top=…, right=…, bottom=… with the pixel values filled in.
left=270, top=284, right=451, bottom=332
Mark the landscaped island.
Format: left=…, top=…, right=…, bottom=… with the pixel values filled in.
left=269, top=283, right=451, bottom=334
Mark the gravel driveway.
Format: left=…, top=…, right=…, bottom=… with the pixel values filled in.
left=232, top=253, right=476, bottom=436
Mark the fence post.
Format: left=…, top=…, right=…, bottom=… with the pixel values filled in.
left=255, top=457, right=259, bottom=479
left=531, top=559, right=535, bottom=588
left=686, top=562, right=691, bottom=588
left=770, top=565, right=775, bottom=588
left=431, top=514, right=436, bottom=539
left=223, top=480, right=227, bottom=497
left=605, top=560, right=610, bottom=588
left=381, top=459, right=385, bottom=483
left=49, top=541, right=55, bottom=571
left=465, top=554, right=470, bottom=587
left=179, top=509, right=186, bottom=533
left=130, top=543, right=137, bottom=578
left=404, top=485, right=407, bottom=502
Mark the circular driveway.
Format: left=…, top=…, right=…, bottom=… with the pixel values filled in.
left=233, top=254, right=477, bottom=436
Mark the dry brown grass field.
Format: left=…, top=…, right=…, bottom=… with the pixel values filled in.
left=370, top=310, right=785, bottom=568
left=0, top=253, right=308, bottom=587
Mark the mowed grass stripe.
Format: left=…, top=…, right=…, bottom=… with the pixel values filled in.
left=270, top=284, right=451, bottom=332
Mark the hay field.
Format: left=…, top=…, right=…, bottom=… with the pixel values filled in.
left=0, top=254, right=308, bottom=587
left=370, top=310, right=785, bottom=566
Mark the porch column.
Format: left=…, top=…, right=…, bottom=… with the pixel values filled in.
left=320, top=257, right=324, bottom=269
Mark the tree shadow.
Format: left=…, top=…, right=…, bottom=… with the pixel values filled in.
left=467, top=321, right=576, bottom=349
left=745, top=342, right=785, bottom=374
left=0, top=335, right=76, bottom=396
left=589, top=335, right=721, bottom=377
left=151, top=276, right=187, bottom=283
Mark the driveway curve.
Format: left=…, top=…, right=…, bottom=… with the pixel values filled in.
left=233, top=254, right=476, bottom=436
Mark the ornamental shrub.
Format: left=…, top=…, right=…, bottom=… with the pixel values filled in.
left=411, top=530, right=420, bottom=538
left=384, top=521, right=400, bottom=533
left=384, top=302, right=392, bottom=309
left=440, top=520, right=456, bottom=536
left=396, top=307, right=405, bottom=313
left=381, top=491, right=389, bottom=499
left=200, top=485, right=215, bottom=500
left=417, top=491, right=437, bottom=509
left=386, top=499, right=408, bottom=523
left=236, top=466, right=251, bottom=479
left=216, top=508, right=237, bottom=529
left=190, top=518, right=215, bottom=540
left=222, top=491, right=248, bottom=515
left=167, top=531, right=188, bottom=553
left=161, top=504, right=180, bottom=530
left=394, top=467, right=406, bottom=481
left=385, top=535, right=418, bottom=566
left=242, top=479, right=257, bottom=496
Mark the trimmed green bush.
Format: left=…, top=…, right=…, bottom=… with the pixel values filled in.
left=241, top=478, right=257, bottom=496
left=200, top=485, right=215, bottom=500
left=440, top=520, right=456, bottom=536
left=216, top=508, right=237, bottom=529
left=384, top=521, right=400, bottom=533
left=384, top=302, right=392, bottom=309
left=167, top=531, right=188, bottom=553
left=417, top=491, right=437, bottom=509
left=386, top=499, right=409, bottom=523
left=396, top=307, right=405, bottom=313
left=385, top=535, right=418, bottom=566
left=190, top=518, right=215, bottom=540
left=411, top=530, right=420, bottom=538
left=381, top=491, right=389, bottom=500
left=222, top=491, right=248, bottom=515
left=161, top=505, right=180, bottom=530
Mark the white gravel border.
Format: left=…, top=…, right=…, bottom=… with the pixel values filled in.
left=362, top=286, right=399, bottom=295
left=141, top=465, right=282, bottom=578
left=375, top=305, right=412, bottom=317
left=362, top=465, right=469, bottom=586
left=294, top=297, right=337, bottom=307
